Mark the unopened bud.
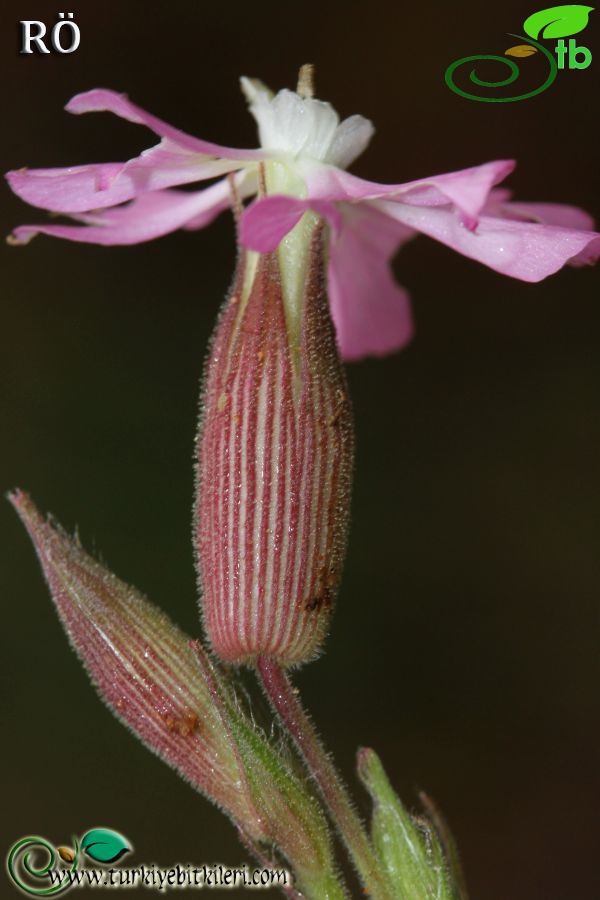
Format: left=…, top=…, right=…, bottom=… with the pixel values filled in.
left=196, top=224, right=354, bottom=665
left=9, top=490, right=253, bottom=826
left=10, top=491, right=344, bottom=894
left=357, top=748, right=466, bottom=900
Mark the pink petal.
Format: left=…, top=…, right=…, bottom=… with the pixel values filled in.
left=8, top=180, right=234, bottom=246
left=240, top=195, right=341, bottom=252
left=240, top=161, right=516, bottom=252
left=327, top=204, right=416, bottom=360
left=304, top=159, right=516, bottom=227
left=491, top=194, right=596, bottom=231
left=240, top=196, right=416, bottom=359
left=378, top=200, right=600, bottom=281
left=7, top=163, right=131, bottom=213
left=6, top=144, right=243, bottom=215
left=568, top=237, right=600, bottom=268
left=67, top=88, right=264, bottom=161
left=183, top=170, right=257, bottom=231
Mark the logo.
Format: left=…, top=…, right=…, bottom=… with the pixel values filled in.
left=445, top=4, right=593, bottom=101
left=7, top=829, right=131, bottom=895
left=5, top=829, right=290, bottom=894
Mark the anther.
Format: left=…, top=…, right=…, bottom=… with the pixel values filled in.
left=297, top=64, right=315, bottom=99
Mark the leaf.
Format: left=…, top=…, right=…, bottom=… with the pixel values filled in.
left=57, top=846, right=76, bottom=863
left=505, top=44, right=538, bottom=56
left=80, top=828, right=131, bottom=864
left=523, top=5, right=594, bottom=40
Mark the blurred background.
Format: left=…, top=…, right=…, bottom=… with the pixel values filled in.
left=1, top=1, right=599, bottom=897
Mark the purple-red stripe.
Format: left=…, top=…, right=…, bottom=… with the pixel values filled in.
left=10, top=491, right=250, bottom=820
left=196, top=234, right=354, bottom=666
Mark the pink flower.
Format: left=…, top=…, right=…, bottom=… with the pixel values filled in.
left=6, top=75, right=600, bottom=361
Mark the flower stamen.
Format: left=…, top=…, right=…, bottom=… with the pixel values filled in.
left=227, top=173, right=243, bottom=224
left=296, top=63, right=315, bottom=99
left=257, top=161, right=268, bottom=198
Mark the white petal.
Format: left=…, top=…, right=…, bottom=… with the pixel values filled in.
left=241, top=78, right=373, bottom=168
left=328, top=114, right=375, bottom=169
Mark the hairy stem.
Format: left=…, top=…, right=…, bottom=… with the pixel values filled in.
left=257, top=656, right=394, bottom=900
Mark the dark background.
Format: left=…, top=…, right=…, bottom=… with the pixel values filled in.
left=2, top=1, right=599, bottom=897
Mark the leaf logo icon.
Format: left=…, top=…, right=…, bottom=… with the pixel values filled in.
left=505, top=44, right=539, bottom=56
left=57, top=845, right=76, bottom=862
left=523, top=5, right=594, bottom=40
left=81, top=828, right=131, bottom=864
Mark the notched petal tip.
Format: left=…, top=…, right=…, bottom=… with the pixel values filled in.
left=6, top=231, right=35, bottom=246
left=64, top=87, right=263, bottom=161
left=65, top=88, right=131, bottom=117
left=5, top=167, right=29, bottom=183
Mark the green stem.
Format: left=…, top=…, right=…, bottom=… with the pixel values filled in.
left=257, top=656, right=395, bottom=900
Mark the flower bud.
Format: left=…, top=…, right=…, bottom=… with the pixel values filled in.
left=357, top=748, right=466, bottom=900
left=11, top=491, right=345, bottom=895
left=196, top=222, right=354, bottom=665
left=10, top=490, right=252, bottom=824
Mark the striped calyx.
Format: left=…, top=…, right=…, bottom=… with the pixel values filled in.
left=9, top=490, right=252, bottom=825
left=196, top=224, right=354, bottom=666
